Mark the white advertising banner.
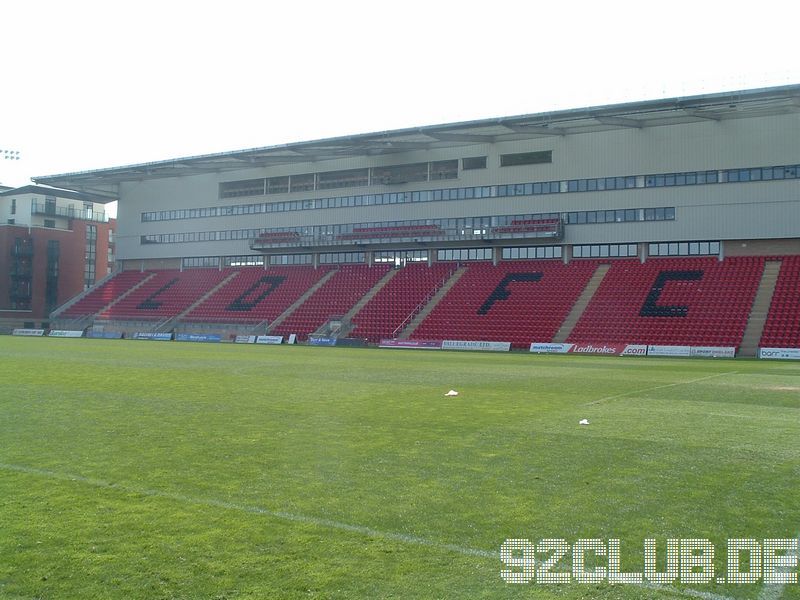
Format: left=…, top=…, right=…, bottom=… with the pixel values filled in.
left=690, top=346, right=736, bottom=358
left=442, top=340, right=511, bottom=352
left=256, top=335, right=284, bottom=345
left=621, top=344, right=649, bottom=356
left=759, top=347, right=800, bottom=360
left=12, top=329, right=45, bottom=336
left=234, top=335, right=256, bottom=344
left=647, top=345, right=691, bottom=357
left=530, top=343, right=574, bottom=354
left=48, top=330, right=84, bottom=338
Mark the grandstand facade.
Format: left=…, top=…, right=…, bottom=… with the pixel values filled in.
left=35, top=85, right=800, bottom=354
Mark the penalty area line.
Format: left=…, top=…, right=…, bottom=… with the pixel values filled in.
left=583, top=371, right=738, bottom=407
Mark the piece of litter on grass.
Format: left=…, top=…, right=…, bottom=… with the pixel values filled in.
left=579, top=419, right=590, bottom=425
left=445, top=390, right=459, bottom=397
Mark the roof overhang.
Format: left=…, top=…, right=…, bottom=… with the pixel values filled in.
left=33, top=83, right=800, bottom=199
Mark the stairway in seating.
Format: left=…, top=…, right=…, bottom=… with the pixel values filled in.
left=94, top=272, right=157, bottom=317
left=738, top=260, right=782, bottom=357
left=396, top=266, right=468, bottom=339
left=169, top=271, right=241, bottom=324
left=552, top=263, right=609, bottom=343
left=341, top=268, right=400, bottom=324
left=266, top=269, right=338, bottom=332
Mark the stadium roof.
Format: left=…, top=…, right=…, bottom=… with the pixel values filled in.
left=34, top=84, right=800, bottom=201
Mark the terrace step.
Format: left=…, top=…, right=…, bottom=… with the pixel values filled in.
left=738, top=260, right=782, bottom=357
left=397, top=266, right=467, bottom=339
left=266, top=268, right=338, bottom=332
left=552, top=263, right=609, bottom=343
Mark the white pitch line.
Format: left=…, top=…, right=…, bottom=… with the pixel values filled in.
left=1, top=461, right=740, bottom=600
left=583, top=371, right=738, bottom=406
left=0, top=461, right=494, bottom=559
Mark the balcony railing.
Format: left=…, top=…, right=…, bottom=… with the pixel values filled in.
left=10, top=266, right=32, bottom=279
left=11, top=244, right=34, bottom=257
left=249, top=221, right=564, bottom=251
left=31, top=203, right=108, bottom=223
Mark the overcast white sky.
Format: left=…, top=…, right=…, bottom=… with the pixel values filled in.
left=2, top=0, right=798, bottom=216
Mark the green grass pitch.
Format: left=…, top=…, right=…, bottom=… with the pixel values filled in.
left=1, top=337, right=799, bottom=599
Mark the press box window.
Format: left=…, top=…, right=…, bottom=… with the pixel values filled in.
left=462, top=156, right=487, bottom=170
left=500, top=151, right=552, bottom=167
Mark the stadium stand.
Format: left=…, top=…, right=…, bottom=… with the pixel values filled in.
left=567, top=257, right=765, bottom=349
left=272, top=264, right=391, bottom=340
left=349, top=262, right=455, bottom=343
left=760, top=256, right=800, bottom=348
left=35, top=85, right=800, bottom=354
left=490, top=218, right=561, bottom=235
left=59, top=270, right=151, bottom=318
left=410, top=260, right=599, bottom=349
left=336, top=224, right=445, bottom=241
left=99, top=269, right=229, bottom=320
left=183, top=265, right=332, bottom=324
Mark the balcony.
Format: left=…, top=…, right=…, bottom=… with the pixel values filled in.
left=249, top=220, right=564, bottom=252
left=11, top=244, right=34, bottom=257
left=31, top=203, right=108, bottom=223
left=10, top=266, right=32, bottom=279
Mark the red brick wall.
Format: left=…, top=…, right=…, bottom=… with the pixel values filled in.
left=0, top=218, right=116, bottom=322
